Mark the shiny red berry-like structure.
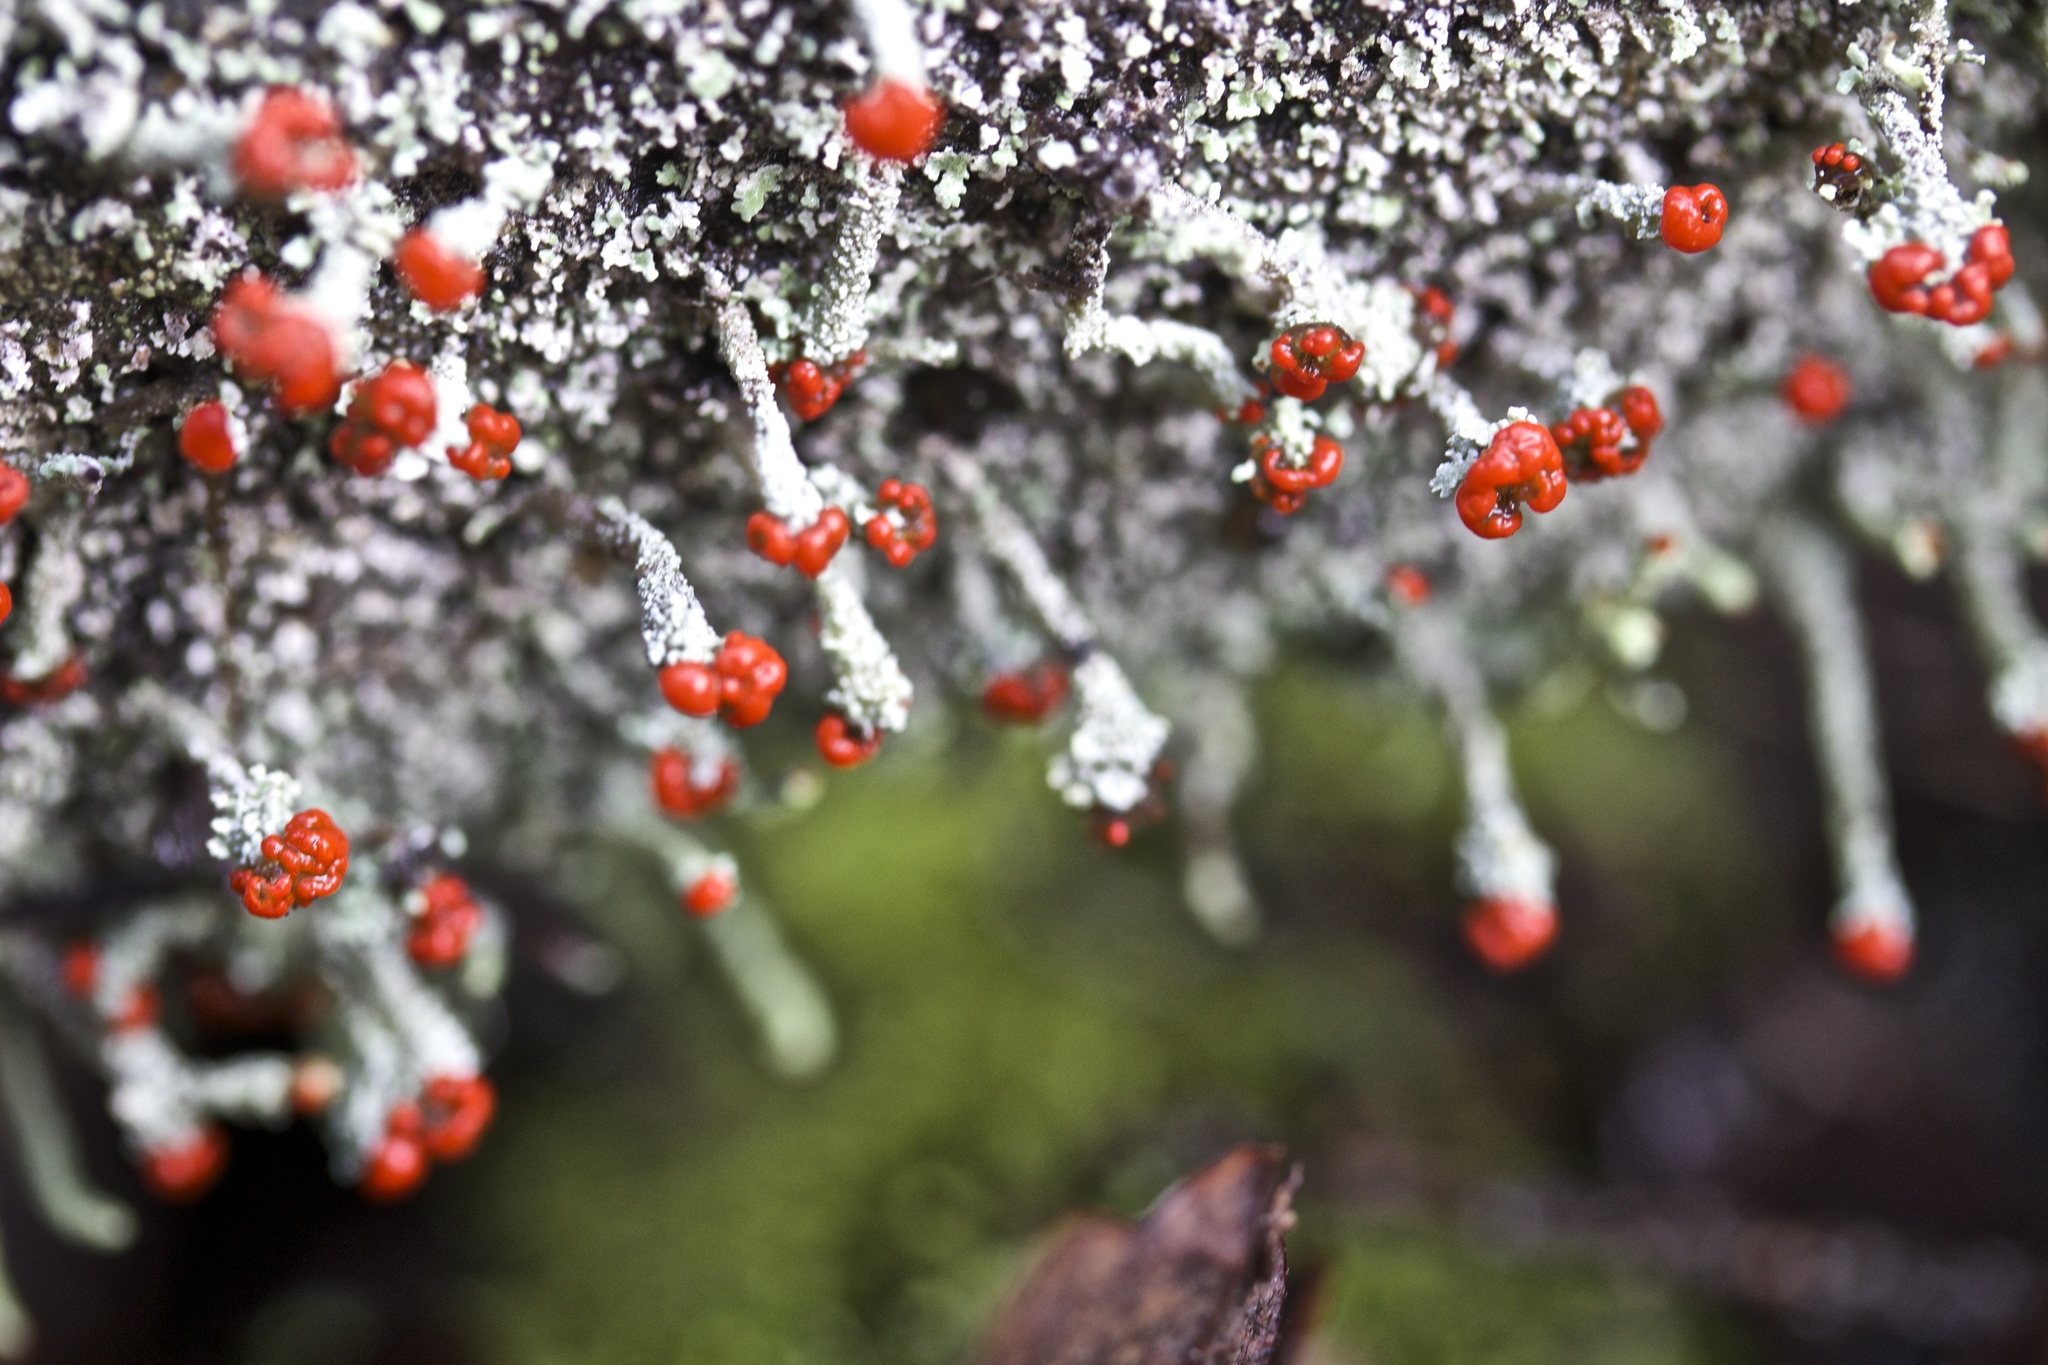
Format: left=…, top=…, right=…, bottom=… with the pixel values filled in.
left=331, top=362, right=437, bottom=477
left=1455, top=421, right=1566, bottom=539
left=982, top=662, right=1070, bottom=724
left=843, top=78, right=944, bottom=162
left=1249, top=434, right=1343, bottom=515
left=142, top=1127, right=229, bottom=1202
left=864, top=479, right=938, bottom=567
left=1868, top=229, right=2012, bottom=327
left=407, top=873, right=482, bottom=969
left=1553, top=387, right=1658, bottom=481
left=1832, top=921, right=1912, bottom=983
left=1659, top=184, right=1727, bottom=253
left=650, top=747, right=740, bottom=819
left=420, top=1074, right=495, bottom=1162
left=448, top=404, right=520, bottom=481
left=230, top=808, right=349, bottom=918
left=232, top=87, right=356, bottom=198
left=0, top=583, right=11, bottom=629
left=1782, top=354, right=1852, bottom=424
left=746, top=506, right=851, bottom=578
left=0, top=464, right=25, bottom=522
left=178, top=401, right=239, bottom=475
left=1, top=655, right=87, bottom=707
left=772, top=351, right=865, bottom=422
left=211, top=274, right=343, bottom=416
left=1267, top=323, right=1365, bottom=401
left=682, top=869, right=738, bottom=917
left=393, top=227, right=484, bottom=312
left=816, top=712, right=882, bottom=768
left=714, top=632, right=787, bottom=728
left=1462, top=898, right=1557, bottom=972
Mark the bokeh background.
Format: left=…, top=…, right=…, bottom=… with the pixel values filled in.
left=13, top=556, right=2048, bottom=1365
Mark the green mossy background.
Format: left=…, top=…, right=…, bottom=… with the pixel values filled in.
left=452, top=656, right=1791, bottom=1365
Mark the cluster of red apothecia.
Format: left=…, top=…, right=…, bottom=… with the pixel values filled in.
left=1810, top=142, right=1870, bottom=210
left=650, top=747, right=741, bottom=820
left=772, top=351, right=867, bottom=422
left=1869, top=224, right=2014, bottom=326
left=1249, top=434, right=1344, bottom=516
left=447, top=403, right=522, bottom=480
left=230, top=809, right=351, bottom=919
left=658, top=632, right=789, bottom=728
left=864, top=479, right=938, bottom=566
left=981, top=661, right=1070, bottom=724
left=361, top=1073, right=497, bottom=1202
left=748, top=506, right=851, bottom=577
left=1454, top=421, right=1568, bottom=540
left=408, top=873, right=483, bottom=968
left=1658, top=184, right=1728, bottom=254
left=1267, top=323, right=1365, bottom=401
left=329, top=362, right=435, bottom=476
left=1551, top=386, right=1662, bottom=482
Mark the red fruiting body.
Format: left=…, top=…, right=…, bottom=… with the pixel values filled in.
left=1249, top=434, right=1344, bottom=515
left=746, top=506, right=851, bottom=578
left=1976, top=334, right=2015, bottom=370
left=0, top=583, right=10, bottom=628
left=212, top=274, right=343, bottom=416
left=1811, top=143, right=1868, bottom=209
left=1868, top=241, right=1945, bottom=315
left=408, top=873, right=482, bottom=969
left=650, top=747, right=741, bottom=819
left=420, top=1074, right=496, bottom=1162
left=393, top=227, right=484, bottom=312
left=1971, top=224, right=2015, bottom=289
left=981, top=662, right=1071, bottom=724
left=682, top=870, right=738, bottom=917
left=843, top=78, right=944, bottom=162
left=1, top=655, right=88, bottom=707
left=178, top=401, right=239, bottom=475
left=712, top=631, right=787, bottom=727
left=0, top=464, right=25, bottom=522
left=1555, top=388, right=1658, bottom=481
left=1782, top=354, right=1852, bottom=423
left=232, top=87, right=356, bottom=198
left=1087, top=761, right=1174, bottom=849
left=1659, top=184, right=1728, bottom=254
left=816, top=712, right=883, bottom=768
left=361, top=1123, right=430, bottom=1203
left=448, top=403, right=520, bottom=481
left=1455, top=421, right=1566, bottom=539
left=659, top=660, right=720, bottom=717
left=1408, top=285, right=1459, bottom=368
left=331, top=362, right=437, bottom=476
left=230, top=808, right=349, bottom=918
left=62, top=942, right=97, bottom=997
left=112, top=984, right=161, bottom=1033
left=1833, top=921, right=1913, bottom=983
left=142, top=1127, right=229, bottom=1202
left=773, top=351, right=866, bottom=422
left=1386, top=565, right=1431, bottom=606
left=863, top=479, right=939, bottom=568
left=1462, top=898, right=1558, bottom=973
left=1266, top=323, right=1365, bottom=401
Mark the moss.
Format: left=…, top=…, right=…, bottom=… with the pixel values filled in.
left=461, top=666, right=1756, bottom=1364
